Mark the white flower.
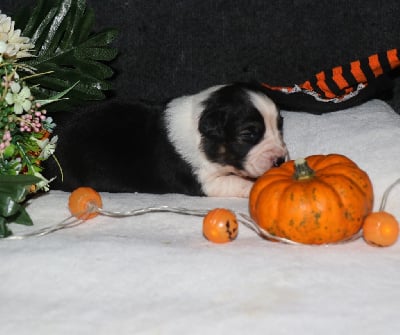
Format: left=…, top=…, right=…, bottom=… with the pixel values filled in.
left=5, top=81, right=32, bottom=114
left=0, top=11, right=34, bottom=59
left=33, top=135, right=58, bottom=159
left=33, top=171, right=55, bottom=192
left=0, top=40, right=6, bottom=53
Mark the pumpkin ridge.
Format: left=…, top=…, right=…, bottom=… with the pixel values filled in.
left=249, top=171, right=294, bottom=219
left=316, top=167, right=373, bottom=208
left=304, top=154, right=329, bottom=167
left=318, top=171, right=370, bottom=195
left=312, top=162, right=359, bottom=175
left=254, top=179, right=294, bottom=234
left=277, top=179, right=345, bottom=243
left=311, top=154, right=358, bottom=171
left=318, top=172, right=373, bottom=235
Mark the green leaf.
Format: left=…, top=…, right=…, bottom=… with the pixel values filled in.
left=0, top=175, right=40, bottom=236
left=75, top=6, right=95, bottom=44
left=0, top=186, right=28, bottom=203
left=35, top=80, right=79, bottom=106
left=74, top=60, right=114, bottom=80
left=80, top=29, right=119, bottom=48
left=16, top=0, right=118, bottom=110
left=62, top=0, right=93, bottom=47
left=38, top=0, right=73, bottom=55
left=12, top=207, right=34, bottom=226
left=29, top=7, right=59, bottom=46
left=0, top=175, right=41, bottom=202
left=0, top=217, right=13, bottom=238
left=75, top=47, right=118, bottom=62
left=0, top=175, right=40, bottom=203
left=0, top=195, right=20, bottom=217
left=21, top=0, right=50, bottom=37
left=0, top=175, right=42, bottom=186
left=0, top=175, right=40, bottom=207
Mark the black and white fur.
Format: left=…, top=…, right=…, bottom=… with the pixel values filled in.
left=44, top=83, right=287, bottom=197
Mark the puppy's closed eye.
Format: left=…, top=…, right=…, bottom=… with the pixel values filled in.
left=237, top=125, right=264, bottom=144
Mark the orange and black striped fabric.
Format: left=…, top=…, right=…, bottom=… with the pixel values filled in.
left=261, top=48, right=400, bottom=113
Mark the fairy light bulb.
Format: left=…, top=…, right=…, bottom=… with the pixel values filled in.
left=68, top=187, right=103, bottom=219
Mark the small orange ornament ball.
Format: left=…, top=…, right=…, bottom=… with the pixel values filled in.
left=363, top=211, right=399, bottom=247
left=68, top=187, right=103, bottom=220
left=203, top=208, right=238, bottom=243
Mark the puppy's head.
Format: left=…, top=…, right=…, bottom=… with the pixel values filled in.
left=198, top=83, right=287, bottom=178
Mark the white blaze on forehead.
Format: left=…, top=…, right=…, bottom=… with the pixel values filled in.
left=243, top=91, right=288, bottom=177
left=247, top=91, right=280, bottom=132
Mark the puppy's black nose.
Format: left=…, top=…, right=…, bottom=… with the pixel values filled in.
left=273, top=156, right=286, bottom=167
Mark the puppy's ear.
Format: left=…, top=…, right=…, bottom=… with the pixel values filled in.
left=198, top=110, right=226, bottom=140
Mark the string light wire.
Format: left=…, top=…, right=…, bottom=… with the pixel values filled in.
left=4, top=201, right=362, bottom=245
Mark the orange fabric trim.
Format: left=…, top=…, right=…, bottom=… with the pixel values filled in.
left=261, top=48, right=400, bottom=100
left=315, top=71, right=336, bottom=98
left=261, top=82, right=294, bottom=92
left=368, top=54, right=383, bottom=77
left=315, top=71, right=325, bottom=82
left=299, top=80, right=313, bottom=91
left=316, top=84, right=336, bottom=98
left=350, top=60, right=368, bottom=83
left=332, top=66, right=350, bottom=90
left=345, top=87, right=354, bottom=94
left=387, top=49, right=400, bottom=69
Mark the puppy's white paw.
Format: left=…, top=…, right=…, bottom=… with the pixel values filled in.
left=203, top=175, right=254, bottom=198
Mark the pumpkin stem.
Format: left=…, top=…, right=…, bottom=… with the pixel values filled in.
left=294, top=158, right=315, bottom=180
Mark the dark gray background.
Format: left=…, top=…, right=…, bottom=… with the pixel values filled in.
left=2, top=0, right=400, bottom=111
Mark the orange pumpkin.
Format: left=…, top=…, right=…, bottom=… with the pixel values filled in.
left=249, top=154, right=374, bottom=244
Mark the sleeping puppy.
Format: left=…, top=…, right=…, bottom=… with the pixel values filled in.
left=44, top=83, right=287, bottom=197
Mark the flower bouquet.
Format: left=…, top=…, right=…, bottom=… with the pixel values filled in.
left=0, top=0, right=117, bottom=237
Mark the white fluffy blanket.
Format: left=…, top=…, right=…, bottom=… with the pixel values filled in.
left=1, top=99, right=400, bottom=334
